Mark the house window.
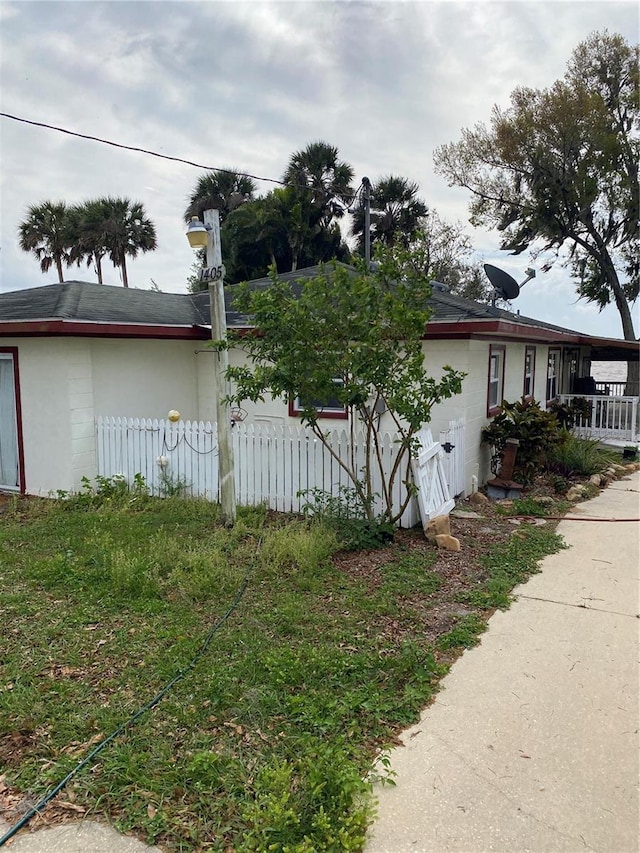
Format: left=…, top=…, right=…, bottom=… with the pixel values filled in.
left=547, top=349, right=561, bottom=402
left=523, top=347, right=536, bottom=399
left=289, top=379, right=348, bottom=419
left=487, top=345, right=505, bottom=415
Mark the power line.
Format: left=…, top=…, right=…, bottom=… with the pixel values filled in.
left=0, top=112, right=362, bottom=203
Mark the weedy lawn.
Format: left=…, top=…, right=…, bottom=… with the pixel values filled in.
left=0, top=485, right=566, bottom=852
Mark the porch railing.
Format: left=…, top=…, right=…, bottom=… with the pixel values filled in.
left=594, top=381, right=638, bottom=398
left=559, top=394, right=639, bottom=442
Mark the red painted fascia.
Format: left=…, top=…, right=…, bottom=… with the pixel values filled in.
left=423, top=319, right=582, bottom=345
left=0, top=320, right=211, bottom=340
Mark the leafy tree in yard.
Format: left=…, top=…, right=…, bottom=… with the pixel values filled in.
left=351, top=175, right=428, bottom=254
left=225, top=251, right=465, bottom=523
left=434, top=30, right=639, bottom=385
left=401, top=212, right=494, bottom=303
left=18, top=200, right=72, bottom=283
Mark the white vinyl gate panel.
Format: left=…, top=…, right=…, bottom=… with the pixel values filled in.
left=411, top=428, right=455, bottom=523
left=439, top=416, right=466, bottom=497
left=96, top=418, right=458, bottom=527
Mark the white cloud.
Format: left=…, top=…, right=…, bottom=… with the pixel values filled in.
left=1, top=0, right=637, bottom=342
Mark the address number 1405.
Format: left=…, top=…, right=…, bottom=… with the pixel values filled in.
left=200, top=264, right=225, bottom=282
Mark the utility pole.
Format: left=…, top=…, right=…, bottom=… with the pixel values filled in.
left=202, top=209, right=236, bottom=526
left=362, top=176, right=372, bottom=269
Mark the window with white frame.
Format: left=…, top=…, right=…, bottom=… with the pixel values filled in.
left=487, top=346, right=505, bottom=414
left=547, top=349, right=561, bottom=401
left=523, top=346, right=536, bottom=399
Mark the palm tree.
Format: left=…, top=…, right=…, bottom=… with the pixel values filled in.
left=66, top=198, right=112, bottom=284
left=283, top=141, right=355, bottom=228
left=98, top=197, right=157, bottom=288
left=18, top=201, right=73, bottom=283
left=351, top=175, right=428, bottom=253
left=184, top=170, right=257, bottom=225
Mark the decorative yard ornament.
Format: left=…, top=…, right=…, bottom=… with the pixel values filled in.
left=168, top=410, right=181, bottom=422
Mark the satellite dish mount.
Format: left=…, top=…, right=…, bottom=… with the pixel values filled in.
left=483, top=264, right=536, bottom=306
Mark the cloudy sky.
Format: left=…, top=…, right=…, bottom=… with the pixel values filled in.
left=1, top=0, right=638, bottom=339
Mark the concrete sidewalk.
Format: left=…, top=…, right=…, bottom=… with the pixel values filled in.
left=365, top=471, right=640, bottom=853
left=0, top=822, right=161, bottom=852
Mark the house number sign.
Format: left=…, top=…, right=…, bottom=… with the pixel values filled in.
left=200, top=264, right=225, bottom=283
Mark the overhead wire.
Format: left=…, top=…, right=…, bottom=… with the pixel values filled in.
left=0, top=112, right=363, bottom=203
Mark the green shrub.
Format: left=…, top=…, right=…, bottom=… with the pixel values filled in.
left=299, top=487, right=394, bottom=551
left=547, top=396, right=593, bottom=429
left=481, top=398, right=561, bottom=484
left=59, top=473, right=149, bottom=510
left=546, top=434, right=613, bottom=478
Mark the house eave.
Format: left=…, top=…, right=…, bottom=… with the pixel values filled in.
left=0, top=319, right=212, bottom=340
left=424, top=319, right=639, bottom=358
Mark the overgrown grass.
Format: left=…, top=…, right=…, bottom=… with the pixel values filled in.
left=0, top=485, right=564, bottom=851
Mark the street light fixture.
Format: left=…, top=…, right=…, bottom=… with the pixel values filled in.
left=186, top=209, right=236, bottom=526
left=186, top=217, right=209, bottom=249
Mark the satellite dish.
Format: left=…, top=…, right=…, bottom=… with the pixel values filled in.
left=483, top=264, right=520, bottom=300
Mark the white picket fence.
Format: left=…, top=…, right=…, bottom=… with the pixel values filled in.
left=95, top=417, right=455, bottom=526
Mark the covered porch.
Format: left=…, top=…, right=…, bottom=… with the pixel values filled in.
left=558, top=390, right=639, bottom=445
left=559, top=336, right=639, bottom=447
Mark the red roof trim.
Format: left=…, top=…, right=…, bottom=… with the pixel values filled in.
left=0, top=320, right=211, bottom=340
left=424, top=319, right=582, bottom=344
left=1, top=317, right=634, bottom=352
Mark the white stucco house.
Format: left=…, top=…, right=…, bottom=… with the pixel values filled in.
left=1, top=265, right=637, bottom=499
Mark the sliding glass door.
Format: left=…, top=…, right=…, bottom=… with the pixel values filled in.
left=0, top=352, right=20, bottom=490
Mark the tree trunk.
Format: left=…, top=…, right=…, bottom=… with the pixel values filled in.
left=605, top=266, right=638, bottom=395
left=96, top=255, right=103, bottom=285
left=56, top=256, right=64, bottom=283
left=121, top=255, right=129, bottom=288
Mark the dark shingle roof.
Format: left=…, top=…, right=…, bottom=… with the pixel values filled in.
left=0, top=281, right=207, bottom=326
left=0, top=266, right=624, bottom=348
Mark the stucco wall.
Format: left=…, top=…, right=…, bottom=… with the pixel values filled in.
left=91, top=339, right=199, bottom=420
left=3, top=336, right=202, bottom=495
left=218, top=338, right=556, bottom=494
left=3, top=331, right=580, bottom=499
